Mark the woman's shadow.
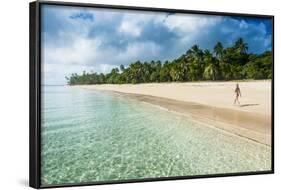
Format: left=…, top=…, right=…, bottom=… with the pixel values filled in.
left=239, top=103, right=259, bottom=107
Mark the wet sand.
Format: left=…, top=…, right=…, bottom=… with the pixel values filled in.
left=121, top=93, right=271, bottom=146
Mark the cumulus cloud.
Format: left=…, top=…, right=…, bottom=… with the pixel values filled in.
left=41, top=5, right=272, bottom=85
left=164, top=13, right=221, bottom=35
left=118, top=19, right=142, bottom=37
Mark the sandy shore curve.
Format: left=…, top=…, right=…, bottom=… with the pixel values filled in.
left=76, top=81, right=272, bottom=146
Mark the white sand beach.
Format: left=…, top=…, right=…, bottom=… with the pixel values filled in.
left=77, top=80, right=272, bottom=145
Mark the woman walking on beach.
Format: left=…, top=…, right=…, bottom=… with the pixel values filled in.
left=234, top=83, right=241, bottom=105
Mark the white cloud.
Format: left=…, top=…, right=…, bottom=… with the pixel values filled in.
left=164, top=14, right=221, bottom=35
left=43, top=35, right=118, bottom=84
left=44, top=37, right=101, bottom=66
left=118, top=20, right=142, bottom=37
left=117, top=12, right=166, bottom=37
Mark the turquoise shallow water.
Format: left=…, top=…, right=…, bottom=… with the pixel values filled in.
left=41, top=86, right=271, bottom=185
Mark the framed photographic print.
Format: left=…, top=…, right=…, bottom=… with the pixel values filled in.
left=29, top=1, right=274, bottom=188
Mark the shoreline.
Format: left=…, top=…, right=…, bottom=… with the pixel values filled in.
left=118, top=92, right=271, bottom=146
left=76, top=81, right=272, bottom=146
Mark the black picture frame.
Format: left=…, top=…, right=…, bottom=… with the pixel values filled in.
left=29, top=1, right=274, bottom=189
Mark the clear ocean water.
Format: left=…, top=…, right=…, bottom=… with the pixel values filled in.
left=41, top=86, right=271, bottom=185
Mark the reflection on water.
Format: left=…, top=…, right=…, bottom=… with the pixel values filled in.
left=41, top=86, right=271, bottom=185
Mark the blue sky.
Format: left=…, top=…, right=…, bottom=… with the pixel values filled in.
left=41, top=5, right=272, bottom=85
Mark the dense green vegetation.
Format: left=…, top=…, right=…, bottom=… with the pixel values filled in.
left=66, top=38, right=272, bottom=85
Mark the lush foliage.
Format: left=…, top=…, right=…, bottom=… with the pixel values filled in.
left=66, top=38, right=272, bottom=85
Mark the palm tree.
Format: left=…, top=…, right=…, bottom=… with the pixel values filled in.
left=213, top=42, right=224, bottom=60
left=190, top=45, right=204, bottom=62
left=203, top=50, right=218, bottom=80
left=234, top=38, right=248, bottom=54
left=168, top=61, right=180, bottom=81
left=120, top=64, right=125, bottom=72
left=185, top=45, right=204, bottom=80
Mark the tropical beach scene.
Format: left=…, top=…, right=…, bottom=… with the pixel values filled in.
left=41, top=5, right=272, bottom=186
